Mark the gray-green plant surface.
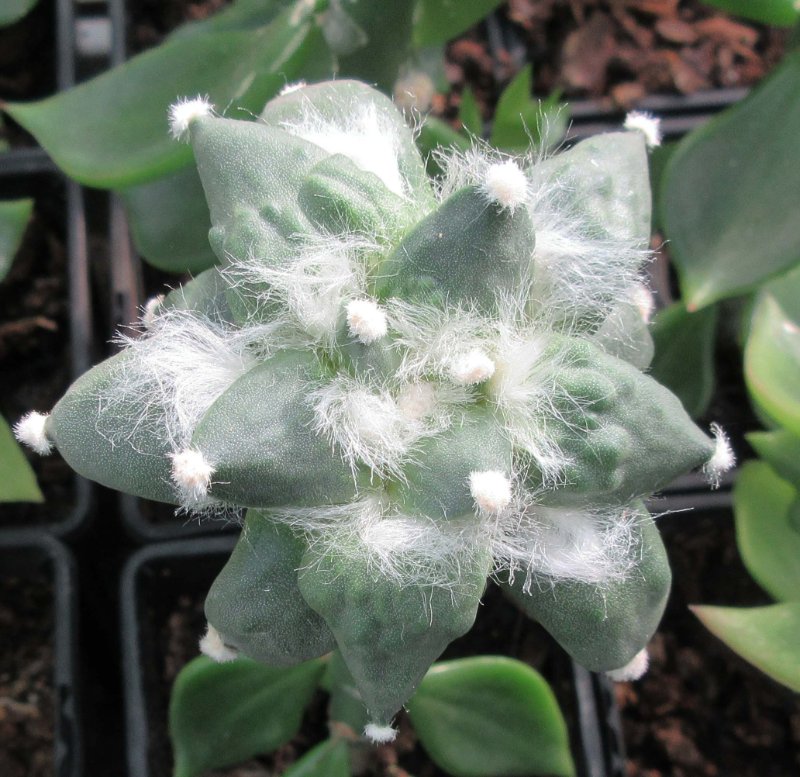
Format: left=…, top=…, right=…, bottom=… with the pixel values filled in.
left=15, top=80, right=733, bottom=742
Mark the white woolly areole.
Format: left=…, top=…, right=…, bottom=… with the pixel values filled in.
left=168, top=96, right=213, bottom=141
left=703, top=423, right=735, bottom=489
left=170, top=449, right=214, bottom=504
left=630, top=283, right=655, bottom=323
left=396, top=381, right=438, bottom=421
left=448, top=349, right=496, bottom=385
left=470, top=470, right=512, bottom=514
left=141, top=295, right=164, bottom=330
left=606, top=649, right=649, bottom=682
left=346, top=298, right=388, bottom=344
left=199, top=624, right=238, bottom=663
left=364, top=723, right=397, bottom=744
left=279, top=80, right=306, bottom=96
left=482, top=160, right=528, bottom=211
left=624, top=111, right=662, bottom=149
left=14, top=411, right=53, bottom=456
left=280, top=104, right=407, bottom=197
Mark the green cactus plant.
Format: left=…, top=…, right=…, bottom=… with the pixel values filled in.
left=15, top=80, right=734, bottom=742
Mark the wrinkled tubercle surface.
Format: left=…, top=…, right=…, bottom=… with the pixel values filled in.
left=205, top=509, right=336, bottom=666
left=297, top=544, right=492, bottom=727
left=499, top=503, right=670, bottom=672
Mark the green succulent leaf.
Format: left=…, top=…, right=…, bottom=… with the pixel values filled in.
left=120, top=165, right=217, bottom=274
left=169, top=655, right=325, bottom=777
left=416, top=117, right=471, bottom=175
left=691, top=602, right=800, bottom=692
left=592, top=299, right=654, bottom=371
left=413, top=0, right=504, bottom=47
left=490, top=66, right=568, bottom=152
left=0, top=0, right=38, bottom=26
left=0, top=415, right=43, bottom=503
left=661, top=51, right=800, bottom=309
left=699, top=0, right=799, bottom=26
left=649, top=301, right=718, bottom=418
left=458, top=87, right=482, bottom=136
left=745, top=272, right=800, bottom=436
left=0, top=198, right=33, bottom=282
left=5, top=7, right=329, bottom=188
left=407, top=656, right=575, bottom=777
left=733, top=461, right=800, bottom=603
left=205, top=510, right=335, bottom=666
left=501, top=505, right=671, bottom=672
left=747, top=429, right=800, bottom=488
left=282, top=738, right=351, bottom=777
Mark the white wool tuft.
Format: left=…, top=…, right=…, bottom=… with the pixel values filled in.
left=606, top=648, right=649, bottom=681
left=168, top=96, right=213, bottom=141
left=170, top=448, right=214, bottom=504
left=396, top=381, right=438, bottom=420
left=448, top=349, right=496, bottom=385
left=482, top=160, right=529, bottom=211
left=364, top=723, right=397, bottom=744
left=199, top=624, right=238, bottom=663
left=624, top=111, right=662, bottom=149
left=703, top=423, right=735, bottom=488
left=279, top=81, right=306, bottom=96
left=347, top=298, right=388, bottom=344
left=99, top=310, right=257, bottom=465
left=630, top=283, right=655, bottom=323
left=221, top=232, right=373, bottom=347
left=14, top=411, right=53, bottom=456
left=470, top=471, right=512, bottom=514
left=311, top=376, right=421, bottom=480
left=141, top=295, right=165, bottom=330
left=280, top=103, right=408, bottom=197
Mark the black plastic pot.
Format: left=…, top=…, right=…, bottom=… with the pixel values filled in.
left=120, top=533, right=630, bottom=777
left=0, top=529, right=82, bottom=777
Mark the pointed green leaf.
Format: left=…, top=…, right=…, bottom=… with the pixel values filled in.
left=490, top=66, right=568, bottom=152
left=5, top=8, right=328, bottom=188
left=745, top=274, right=800, bottom=437
left=649, top=301, right=718, bottom=418
left=662, top=51, right=800, bottom=309
left=120, top=164, right=217, bottom=274
left=0, top=415, right=43, bottom=503
left=407, top=656, right=575, bottom=777
left=169, top=655, right=325, bottom=777
left=699, top=0, right=798, bottom=26
left=458, top=87, right=482, bottom=136
left=747, top=429, right=800, bottom=488
left=282, top=738, right=351, bottom=777
left=413, top=0, right=504, bottom=47
left=691, top=603, right=800, bottom=692
left=0, top=198, right=33, bottom=282
left=733, top=461, right=800, bottom=603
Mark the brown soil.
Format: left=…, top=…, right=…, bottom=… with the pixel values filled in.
left=617, top=513, right=800, bottom=777
left=0, top=187, right=79, bottom=528
left=0, top=572, right=55, bottom=777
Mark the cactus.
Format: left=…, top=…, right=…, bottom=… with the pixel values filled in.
left=15, top=81, right=734, bottom=742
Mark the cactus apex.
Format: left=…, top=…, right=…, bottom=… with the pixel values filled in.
left=168, top=96, right=214, bottom=141
left=606, top=647, right=649, bottom=681
left=482, top=160, right=528, bottom=212
left=199, top=623, right=239, bottom=663
left=703, top=423, right=735, bottom=489
left=170, top=448, right=214, bottom=503
left=363, top=722, right=398, bottom=744
left=448, top=349, right=496, bottom=386
left=13, top=411, right=53, bottom=456
left=346, top=298, right=388, bottom=344
left=623, top=111, right=662, bottom=149
left=469, top=470, right=512, bottom=514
